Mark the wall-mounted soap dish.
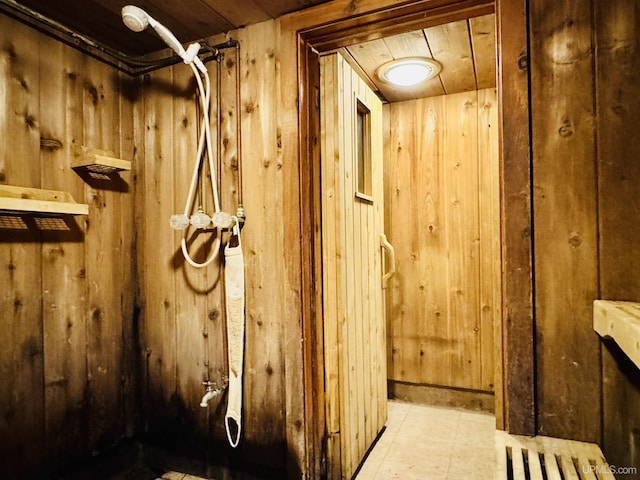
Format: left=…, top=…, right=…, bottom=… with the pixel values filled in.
left=72, top=146, right=131, bottom=174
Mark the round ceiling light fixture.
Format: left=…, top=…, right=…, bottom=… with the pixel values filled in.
left=376, top=57, right=442, bottom=87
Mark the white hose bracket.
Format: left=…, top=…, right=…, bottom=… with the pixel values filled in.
left=184, top=43, right=207, bottom=73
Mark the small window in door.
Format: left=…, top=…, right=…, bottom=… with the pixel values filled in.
left=355, top=98, right=373, bottom=202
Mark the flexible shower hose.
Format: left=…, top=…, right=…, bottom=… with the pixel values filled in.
left=176, top=61, right=230, bottom=268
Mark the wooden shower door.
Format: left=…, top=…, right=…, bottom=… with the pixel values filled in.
left=319, top=51, right=388, bottom=480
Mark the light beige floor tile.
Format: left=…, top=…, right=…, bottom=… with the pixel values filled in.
left=385, top=401, right=411, bottom=434
left=356, top=400, right=496, bottom=479
left=376, top=453, right=450, bottom=480
left=357, top=431, right=396, bottom=474
left=447, top=449, right=496, bottom=478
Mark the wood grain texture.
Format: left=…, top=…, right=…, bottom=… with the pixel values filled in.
left=6, top=0, right=639, bottom=478
left=343, top=14, right=496, bottom=103
left=0, top=18, right=45, bottom=479
left=133, top=20, right=292, bottom=474
left=384, top=89, right=499, bottom=393
left=83, top=45, right=127, bottom=450
left=530, top=0, right=601, bottom=443
left=138, top=64, right=179, bottom=441
left=496, top=0, right=534, bottom=435
left=39, top=33, right=89, bottom=470
left=0, top=14, right=135, bottom=478
left=172, top=62, right=214, bottom=447
left=234, top=20, right=287, bottom=469
left=320, top=52, right=388, bottom=480
left=594, top=0, right=640, bottom=469
left=15, top=0, right=332, bottom=58
left=424, top=20, right=477, bottom=94
left=469, top=15, right=496, bottom=89
left=281, top=0, right=509, bottom=470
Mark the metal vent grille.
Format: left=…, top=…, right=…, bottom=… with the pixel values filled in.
left=496, top=431, right=615, bottom=480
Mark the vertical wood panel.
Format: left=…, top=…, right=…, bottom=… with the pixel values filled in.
left=0, top=18, right=45, bottom=478
left=424, top=95, right=449, bottom=387
left=319, top=53, right=342, bottom=480
left=384, top=102, right=406, bottom=382
left=83, top=50, right=126, bottom=450
left=595, top=0, right=640, bottom=469
left=296, top=40, right=323, bottom=479
left=236, top=20, right=287, bottom=467
left=0, top=14, right=134, bottom=477
left=385, top=89, right=499, bottom=393
left=444, top=90, right=481, bottom=389
left=477, top=89, right=500, bottom=393
left=530, top=0, right=601, bottom=443
left=39, top=35, right=89, bottom=469
left=496, top=0, right=533, bottom=435
left=117, top=53, right=137, bottom=441
left=0, top=16, right=133, bottom=477
left=343, top=59, right=361, bottom=472
left=140, top=65, right=178, bottom=437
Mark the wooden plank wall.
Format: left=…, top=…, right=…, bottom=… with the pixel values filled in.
left=530, top=0, right=640, bottom=467
left=134, top=20, right=291, bottom=475
left=3, top=0, right=640, bottom=477
left=0, top=14, right=135, bottom=478
left=530, top=0, right=601, bottom=444
left=595, top=0, right=640, bottom=471
left=383, top=88, right=500, bottom=394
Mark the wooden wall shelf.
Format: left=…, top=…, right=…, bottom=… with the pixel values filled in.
left=594, top=300, right=640, bottom=369
left=72, top=147, right=131, bottom=174
left=0, top=185, right=88, bottom=215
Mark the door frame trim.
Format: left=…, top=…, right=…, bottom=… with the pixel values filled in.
left=280, top=0, right=534, bottom=476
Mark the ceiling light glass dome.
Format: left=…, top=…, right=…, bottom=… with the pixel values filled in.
left=376, top=57, right=442, bottom=87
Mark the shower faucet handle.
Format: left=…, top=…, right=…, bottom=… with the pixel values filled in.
left=202, top=380, right=214, bottom=390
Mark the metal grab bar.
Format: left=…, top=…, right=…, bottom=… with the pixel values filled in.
left=380, top=233, right=396, bottom=289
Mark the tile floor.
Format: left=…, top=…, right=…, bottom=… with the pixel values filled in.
left=355, top=400, right=495, bottom=480
left=154, top=400, right=496, bottom=480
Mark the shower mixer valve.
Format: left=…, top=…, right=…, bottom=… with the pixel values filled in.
left=190, top=210, right=211, bottom=229
left=169, top=214, right=190, bottom=230
left=169, top=210, right=234, bottom=231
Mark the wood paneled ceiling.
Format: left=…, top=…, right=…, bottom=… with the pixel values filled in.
left=1, top=1, right=495, bottom=102
left=1, top=0, right=332, bottom=57
left=344, top=14, right=496, bottom=103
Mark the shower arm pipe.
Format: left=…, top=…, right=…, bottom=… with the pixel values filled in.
left=0, top=0, right=237, bottom=76
left=198, top=65, right=221, bottom=214
left=217, top=55, right=224, bottom=214
left=235, top=41, right=245, bottom=223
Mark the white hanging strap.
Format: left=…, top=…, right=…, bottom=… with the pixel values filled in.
left=224, top=219, right=244, bottom=447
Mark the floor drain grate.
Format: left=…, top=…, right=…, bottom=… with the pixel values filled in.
left=496, top=431, right=615, bottom=480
